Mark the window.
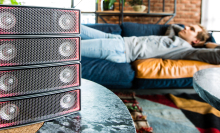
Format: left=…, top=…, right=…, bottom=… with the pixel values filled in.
left=74, top=0, right=96, bottom=24
left=73, top=0, right=95, bottom=12
left=17, top=0, right=72, bottom=8
left=202, top=0, right=220, bottom=43
left=12, top=0, right=96, bottom=24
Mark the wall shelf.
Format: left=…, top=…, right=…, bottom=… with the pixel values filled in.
left=95, top=0, right=177, bottom=25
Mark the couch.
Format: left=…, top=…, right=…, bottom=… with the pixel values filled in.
left=81, top=22, right=219, bottom=89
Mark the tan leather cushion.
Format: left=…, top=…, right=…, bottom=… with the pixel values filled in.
left=132, top=58, right=220, bottom=79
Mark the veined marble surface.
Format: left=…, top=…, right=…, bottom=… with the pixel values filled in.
left=37, top=79, right=136, bottom=133
left=193, top=68, right=220, bottom=111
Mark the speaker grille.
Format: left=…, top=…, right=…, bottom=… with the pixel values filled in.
left=0, top=89, right=80, bottom=129
left=0, top=64, right=80, bottom=97
left=0, top=37, right=80, bottom=66
left=0, top=6, right=80, bottom=35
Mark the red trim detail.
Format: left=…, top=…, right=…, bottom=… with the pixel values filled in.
left=197, top=127, right=220, bottom=133
left=136, top=94, right=179, bottom=109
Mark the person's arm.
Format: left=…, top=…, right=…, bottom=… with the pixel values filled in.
left=205, top=42, right=220, bottom=49
left=193, top=41, right=220, bottom=49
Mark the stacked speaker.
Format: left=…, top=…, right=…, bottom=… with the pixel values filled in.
left=0, top=5, right=81, bottom=129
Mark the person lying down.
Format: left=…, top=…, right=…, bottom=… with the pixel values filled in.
left=80, top=24, right=220, bottom=64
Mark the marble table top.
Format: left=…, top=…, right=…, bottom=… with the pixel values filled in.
left=193, top=68, right=220, bottom=111
left=37, top=79, right=136, bottom=133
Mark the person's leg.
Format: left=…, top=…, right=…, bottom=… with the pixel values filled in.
left=80, top=25, right=123, bottom=40
left=81, top=39, right=127, bottom=63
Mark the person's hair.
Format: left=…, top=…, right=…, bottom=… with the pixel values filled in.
left=196, top=24, right=210, bottom=42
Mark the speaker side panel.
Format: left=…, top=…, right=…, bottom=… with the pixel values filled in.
left=0, top=89, right=80, bottom=129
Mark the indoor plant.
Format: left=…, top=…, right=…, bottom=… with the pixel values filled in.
left=102, top=0, right=116, bottom=10
left=128, top=0, right=146, bottom=12
left=101, top=0, right=126, bottom=11
left=0, top=0, right=21, bottom=5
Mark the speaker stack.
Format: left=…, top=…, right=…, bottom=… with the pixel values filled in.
left=0, top=5, right=81, bottom=129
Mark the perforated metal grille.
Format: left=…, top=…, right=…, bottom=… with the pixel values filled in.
left=0, top=37, right=80, bottom=66
left=0, top=64, right=80, bottom=97
left=0, top=89, right=80, bottom=129
left=0, top=6, right=80, bottom=35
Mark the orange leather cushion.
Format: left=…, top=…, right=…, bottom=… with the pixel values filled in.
left=132, top=58, right=220, bottom=79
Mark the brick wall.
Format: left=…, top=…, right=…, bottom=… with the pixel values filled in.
left=97, top=0, right=201, bottom=25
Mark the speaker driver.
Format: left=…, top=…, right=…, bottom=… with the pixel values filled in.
left=60, top=93, right=76, bottom=109
left=0, top=104, right=19, bottom=120
left=0, top=74, right=18, bottom=91
left=0, top=44, right=17, bottom=61
left=59, top=14, right=75, bottom=30
left=60, top=68, right=75, bottom=83
left=59, top=41, right=74, bottom=57
left=0, top=12, right=16, bottom=30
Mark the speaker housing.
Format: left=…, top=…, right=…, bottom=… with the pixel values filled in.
left=0, top=89, right=80, bottom=130
left=0, top=62, right=81, bottom=97
left=0, top=5, right=80, bottom=36
left=0, top=37, right=80, bottom=66
left=0, top=5, right=82, bottom=130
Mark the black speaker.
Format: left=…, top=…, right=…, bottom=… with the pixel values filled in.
left=0, top=89, right=80, bottom=129
left=0, top=5, right=81, bottom=130
left=0, top=37, right=80, bottom=66
left=0, top=63, right=80, bottom=97
left=0, top=5, right=80, bottom=35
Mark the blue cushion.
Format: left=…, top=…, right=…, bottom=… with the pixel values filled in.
left=121, top=22, right=170, bottom=37
left=81, top=56, right=135, bottom=89
left=83, top=23, right=122, bottom=35
left=133, top=78, right=193, bottom=89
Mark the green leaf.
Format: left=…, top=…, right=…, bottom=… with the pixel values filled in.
left=0, top=0, right=5, bottom=4
left=10, top=0, right=21, bottom=5
left=108, top=0, right=116, bottom=9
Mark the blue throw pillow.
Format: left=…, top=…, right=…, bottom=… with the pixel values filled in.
left=81, top=56, right=135, bottom=89
left=133, top=78, right=193, bottom=89
left=121, top=22, right=170, bottom=37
